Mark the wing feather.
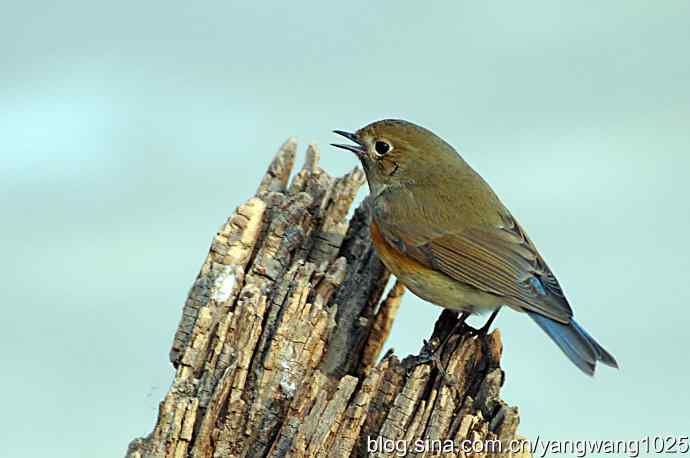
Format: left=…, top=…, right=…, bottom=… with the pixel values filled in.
left=382, top=211, right=573, bottom=323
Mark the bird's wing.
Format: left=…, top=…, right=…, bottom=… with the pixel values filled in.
left=379, top=211, right=573, bottom=323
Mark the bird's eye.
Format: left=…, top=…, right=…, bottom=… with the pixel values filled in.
left=374, top=141, right=391, bottom=156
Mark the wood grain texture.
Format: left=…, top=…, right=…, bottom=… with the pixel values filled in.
left=126, top=140, right=531, bottom=458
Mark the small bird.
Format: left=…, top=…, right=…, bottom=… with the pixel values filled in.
left=332, top=119, right=618, bottom=375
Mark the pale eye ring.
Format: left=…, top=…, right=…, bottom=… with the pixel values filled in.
left=374, top=140, right=392, bottom=156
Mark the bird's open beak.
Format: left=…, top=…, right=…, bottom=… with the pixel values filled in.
left=331, top=130, right=366, bottom=157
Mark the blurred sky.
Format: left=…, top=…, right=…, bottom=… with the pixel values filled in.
left=2, top=1, right=689, bottom=456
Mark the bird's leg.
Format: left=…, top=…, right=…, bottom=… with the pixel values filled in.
left=469, top=307, right=501, bottom=336
left=407, top=312, right=471, bottom=374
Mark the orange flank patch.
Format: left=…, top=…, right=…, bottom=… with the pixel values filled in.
left=369, top=220, right=429, bottom=275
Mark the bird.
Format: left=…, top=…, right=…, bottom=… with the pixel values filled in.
left=332, top=119, right=618, bottom=376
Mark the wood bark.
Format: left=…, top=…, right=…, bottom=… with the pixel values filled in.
left=126, top=139, right=532, bottom=458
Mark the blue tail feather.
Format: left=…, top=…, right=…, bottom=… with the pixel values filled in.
left=527, top=311, right=618, bottom=376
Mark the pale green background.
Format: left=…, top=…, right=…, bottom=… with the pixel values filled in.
left=2, top=1, right=689, bottom=456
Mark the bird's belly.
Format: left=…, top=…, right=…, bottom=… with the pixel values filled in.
left=392, top=262, right=501, bottom=314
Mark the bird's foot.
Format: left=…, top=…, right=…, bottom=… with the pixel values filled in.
left=403, top=313, right=474, bottom=386
left=405, top=338, right=439, bottom=370
left=405, top=339, right=457, bottom=386
left=419, top=338, right=440, bottom=364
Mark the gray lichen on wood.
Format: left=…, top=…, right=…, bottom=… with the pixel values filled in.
left=127, top=139, right=531, bottom=458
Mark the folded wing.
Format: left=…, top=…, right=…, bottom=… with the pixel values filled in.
left=380, top=211, right=573, bottom=323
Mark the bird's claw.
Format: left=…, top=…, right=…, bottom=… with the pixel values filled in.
left=405, top=339, right=439, bottom=373
left=404, top=339, right=458, bottom=387
left=420, top=338, right=436, bottom=359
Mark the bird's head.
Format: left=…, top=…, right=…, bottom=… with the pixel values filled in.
left=332, top=119, right=459, bottom=195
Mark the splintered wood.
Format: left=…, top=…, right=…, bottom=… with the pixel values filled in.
left=126, top=140, right=531, bottom=458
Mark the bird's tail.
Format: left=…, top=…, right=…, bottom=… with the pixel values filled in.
left=527, top=311, right=618, bottom=376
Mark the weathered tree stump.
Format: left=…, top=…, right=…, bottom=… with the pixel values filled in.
left=126, top=139, right=531, bottom=458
